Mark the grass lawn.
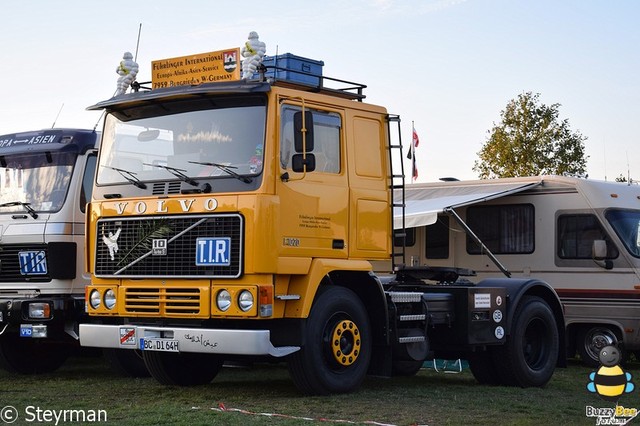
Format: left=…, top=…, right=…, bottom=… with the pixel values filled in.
left=1, top=353, right=637, bottom=425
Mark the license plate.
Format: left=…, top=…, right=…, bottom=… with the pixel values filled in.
left=140, top=338, right=179, bottom=352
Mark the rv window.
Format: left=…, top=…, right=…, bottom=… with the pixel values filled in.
left=394, top=227, right=416, bottom=247
left=426, top=216, right=449, bottom=259
left=557, top=214, right=618, bottom=259
left=605, top=209, right=640, bottom=258
left=466, top=204, right=534, bottom=254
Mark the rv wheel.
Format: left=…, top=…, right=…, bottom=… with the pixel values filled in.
left=577, top=326, right=621, bottom=368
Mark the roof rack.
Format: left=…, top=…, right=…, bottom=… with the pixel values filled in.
left=258, top=64, right=367, bottom=101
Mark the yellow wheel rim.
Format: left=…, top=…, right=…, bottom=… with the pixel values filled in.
left=330, top=320, right=361, bottom=366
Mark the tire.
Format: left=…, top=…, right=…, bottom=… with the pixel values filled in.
left=467, top=349, right=503, bottom=385
left=288, top=286, right=372, bottom=395
left=0, top=336, right=69, bottom=374
left=143, top=351, right=223, bottom=386
left=103, top=349, right=150, bottom=377
left=577, top=326, right=621, bottom=368
left=392, top=359, right=424, bottom=377
left=493, top=295, right=559, bottom=387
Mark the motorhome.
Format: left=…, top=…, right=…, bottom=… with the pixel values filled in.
left=389, top=175, right=640, bottom=366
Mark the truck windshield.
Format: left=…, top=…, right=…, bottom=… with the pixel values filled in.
left=96, top=97, right=266, bottom=187
left=605, top=209, right=640, bottom=258
left=0, top=152, right=76, bottom=214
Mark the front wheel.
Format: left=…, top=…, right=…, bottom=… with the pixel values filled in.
left=143, top=351, right=223, bottom=386
left=103, top=349, right=150, bottom=377
left=0, top=336, right=69, bottom=374
left=493, top=295, right=559, bottom=387
left=288, top=286, right=371, bottom=395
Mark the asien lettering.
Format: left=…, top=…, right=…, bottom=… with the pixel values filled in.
left=113, top=198, right=218, bottom=215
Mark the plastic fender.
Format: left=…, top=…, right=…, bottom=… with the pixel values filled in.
left=283, top=258, right=373, bottom=318
left=475, top=277, right=566, bottom=358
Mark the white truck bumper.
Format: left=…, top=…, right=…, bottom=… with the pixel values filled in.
left=79, top=323, right=299, bottom=357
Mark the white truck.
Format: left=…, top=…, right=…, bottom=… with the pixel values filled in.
left=390, top=175, right=640, bottom=366
left=0, top=128, right=141, bottom=374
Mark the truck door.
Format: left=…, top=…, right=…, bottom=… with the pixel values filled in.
left=276, top=104, right=349, bottom=259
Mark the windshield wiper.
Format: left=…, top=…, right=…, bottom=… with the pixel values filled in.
left=188, top=161, right=253, bottom=184
left=106, top=166, right=147, bottom=189
left=143, top=163, right=198, bottom=187
left=0, top=201, right=38, bottom=219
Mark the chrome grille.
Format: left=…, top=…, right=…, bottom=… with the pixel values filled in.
left=94, top=214, right=243, bottom=278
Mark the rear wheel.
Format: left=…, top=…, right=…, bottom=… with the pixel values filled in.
left=288, top=286, right=371, bottom=395
left=0, top=336, right=69, bottom=374
left=103, top=349, right=150, bottom=377
left=467, top=349, right=503, bottom=385
left=494, top=295, right=559, bottom=387
left=578, top=326, right=621, bottom=368
left=143, top=351, right=223, bottom=386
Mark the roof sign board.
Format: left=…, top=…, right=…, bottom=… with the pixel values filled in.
left=151, top=48, right=241, bottom=89
left=0, top=133, right=59, bottom=149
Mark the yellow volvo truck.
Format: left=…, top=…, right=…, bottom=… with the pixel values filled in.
left=80, top=46, right=566, bottom=394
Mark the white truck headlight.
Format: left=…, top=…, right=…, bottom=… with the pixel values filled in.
left=28, top=302, right=51, bottom=319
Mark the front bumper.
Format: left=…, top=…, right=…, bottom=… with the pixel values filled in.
left=0, top=296, right=84, bottom=340
left=79, top=323, right=299, bottom=357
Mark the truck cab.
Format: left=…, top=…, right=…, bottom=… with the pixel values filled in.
left=0, top=128, right=97, bottom=373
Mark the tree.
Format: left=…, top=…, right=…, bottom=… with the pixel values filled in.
left=473, top=92, right=588, bottom=179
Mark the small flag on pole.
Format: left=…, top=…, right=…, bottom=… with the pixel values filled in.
left=407, top=124, right=419, bottom=181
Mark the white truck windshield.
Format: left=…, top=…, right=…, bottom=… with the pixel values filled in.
left=0, top=152, right=75, bottom=213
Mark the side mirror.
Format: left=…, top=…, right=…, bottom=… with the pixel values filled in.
left=292, top=153, right=316, bottom=173
left=294, top=111, right=314, bottom=152
left=592, top=239, right=607, bottom=260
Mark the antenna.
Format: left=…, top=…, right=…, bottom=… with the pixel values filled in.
left=134, top=23, right=142, bottom=62
left=51, top=103, right=64, bottom=128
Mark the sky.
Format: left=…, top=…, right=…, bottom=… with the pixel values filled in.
left=1, top=0, right=638, bottom=183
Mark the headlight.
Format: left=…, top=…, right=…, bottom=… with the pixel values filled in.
left=238, top=290, right=254, bottom=312
left=217, top=290, right=231, bottom=311
left=89, top=289, right=101, bottom=309
left=104, top=289, right=116, bottom=310
left=28, top=302, right=51, bottom=319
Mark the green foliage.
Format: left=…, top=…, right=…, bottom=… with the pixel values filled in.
left=474, top=92, right=588, bottom=179
left=116, top=220, right=173, bottom=268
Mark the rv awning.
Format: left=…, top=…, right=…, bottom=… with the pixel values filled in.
left=394, top=179, right=542, bottom=229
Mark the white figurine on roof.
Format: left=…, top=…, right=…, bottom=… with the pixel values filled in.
left=241, top=31, right=266, bottom=79
left=115, top=52, right=139, bottom=96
